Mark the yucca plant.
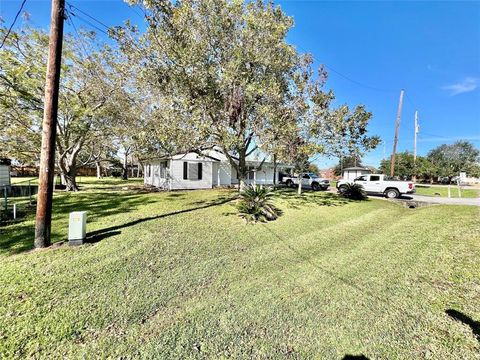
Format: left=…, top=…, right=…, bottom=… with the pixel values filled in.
left=237, top=185, right=281, bottom=222
left=341, top=183, right=367, bottom=200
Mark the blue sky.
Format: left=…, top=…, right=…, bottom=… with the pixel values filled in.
left=1, top=0, right=479, bottom=168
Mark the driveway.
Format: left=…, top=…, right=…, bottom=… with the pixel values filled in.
left=367, top=193, right=480, bottom=206
left=400, top=194, right=480, bottom=206
left=327, top=187, right=480, bottom=206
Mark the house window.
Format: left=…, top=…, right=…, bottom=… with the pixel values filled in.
left=247, top=166, right=255, bottom=180
left=183, top=162, right=203, bottom=180
left=160, top=161, right=168, bottom=179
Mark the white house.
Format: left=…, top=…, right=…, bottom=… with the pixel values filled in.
left=144, top=149, right=292, bottom=190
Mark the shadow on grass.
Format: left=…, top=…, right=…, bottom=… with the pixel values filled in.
left=343, top=355, right=370, bottom=360
left=86, top=230, right=122, bottom=244
left=0, top=191, right=158, bottom=256
left=273, top=188, right=352, bottom=209
left=446, top=309, right=480, bottom=341
left=86, top=196, right=235, bottom=242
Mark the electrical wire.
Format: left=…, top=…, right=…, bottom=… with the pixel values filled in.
left=67, top=3, right=111, bottom=31
left=0, top=0, right=28, bottom=49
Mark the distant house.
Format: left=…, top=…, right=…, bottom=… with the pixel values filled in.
left=341, top=166, right=371, bottom=181
left=0, top=158, right=11, bottom=187
left=319, top=168, right=337, bottom=180
left=144, top=149, right=292, bottom=190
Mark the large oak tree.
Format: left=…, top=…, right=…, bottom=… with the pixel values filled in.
left=119, top=0, right=379, bottom=189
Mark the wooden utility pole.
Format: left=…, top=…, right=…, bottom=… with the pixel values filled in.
left=390, top=89, right=404, bottom=177
left=34, top=0, right=65, bottom=248
left=413, top=110, right=419, bottom=163
left=413, top=110, right=419, bottom=181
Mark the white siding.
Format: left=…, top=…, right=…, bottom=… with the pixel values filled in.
left=212, top=162, right=219, bottom=186
left=218, top=161, right=232, bottom=185
left=169, top=160, right=213, bottom=190
left=343, top=170, right=369, bottom=181
left=245, top=167, right=277, bottom=185
left=231, top=166, right=239, bottom=185
left=144, top=161, right=169, bottom=188
left=0, top=165, right=10, bottom=186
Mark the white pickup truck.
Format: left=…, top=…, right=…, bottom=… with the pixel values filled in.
left=336, top=174, right=415, bottom=198
left=283, top=173, right=330, bottom=191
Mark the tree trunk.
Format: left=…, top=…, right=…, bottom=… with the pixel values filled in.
left=236, top=148, right=248, bottom=192
left=58, top=154, right=79, bottom=191
left=273, top=153, right=277, bottom=190
left=96, top=161, right=102, bottom=179
left=122, top=152, right=128, bottom=180
left=63, top=171, right=78, bottom=191
left=297, top=172, right=302, bottom=195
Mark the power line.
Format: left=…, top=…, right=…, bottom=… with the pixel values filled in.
left=67, top=10, right=109, bottom=36
left=67, top=3, right=111, bottom=31
left=65, top=8, right=91, bottom=58
left=323, top=63, right=397, bottom=93
left=0, top=0, right=27, bottom=49
left=295, top=43, right=397, bottom=93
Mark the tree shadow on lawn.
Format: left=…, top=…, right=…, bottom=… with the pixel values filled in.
left=343, top=355, right=370, bottom=360
left=53, top=192, right=159, bottom=223
left=273, top=188, right=354, bottom=209
left=0, top=192, right=158, bottom=256
left=446, top=309, right=480, bottom=342
left=86, top=196, right=235, bottom=242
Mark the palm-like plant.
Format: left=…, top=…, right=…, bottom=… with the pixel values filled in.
left=237, top=185, right=281, bottom=222
left=341, top=183, right=367, bottom=200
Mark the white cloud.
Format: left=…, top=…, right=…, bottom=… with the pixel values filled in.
left=442, top=77, right=478, bottom=96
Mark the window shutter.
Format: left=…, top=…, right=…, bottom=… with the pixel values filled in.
left=183, top=162, right=188, bottom=180
left=198, top=163, right=202, bottom=180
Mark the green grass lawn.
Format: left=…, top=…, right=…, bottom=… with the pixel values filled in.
left=415, top=184, right=479, bottom=198
left=10, top=177, right=38, bottom=185
left=0, top=180, right=479, bottom=358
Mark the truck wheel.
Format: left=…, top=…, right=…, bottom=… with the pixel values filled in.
left=338, top=185, right=348, bottom=194
left=385, top=189, right=400, bottom=199
left=312, top=182, right=320, bottom=191
left=286, top=180, right=293, bottom=188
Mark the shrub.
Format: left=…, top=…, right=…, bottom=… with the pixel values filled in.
left=341, top=183, right=367, bottom=200
left=237, top=185, right=281, bottom=222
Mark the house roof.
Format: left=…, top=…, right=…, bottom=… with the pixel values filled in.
left=145, top=148, right=293, bottom=168
left=342, top=166, right=370, bottom=171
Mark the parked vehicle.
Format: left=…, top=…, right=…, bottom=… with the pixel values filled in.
left=336, top=174, right=415, bottom=198
left=283, top=173, right=330, bottom=191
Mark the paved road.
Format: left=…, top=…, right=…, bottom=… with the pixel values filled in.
left=399, top=194, right=480, bottom=206
left=327, top=188, right=480, bottom=206
left=366, top=193, right=480, bottom=206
